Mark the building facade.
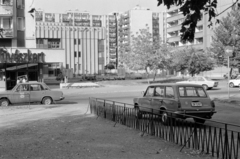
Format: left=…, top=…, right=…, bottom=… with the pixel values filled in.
left=34, top=10, right=119, bottom=75
left=117, top=6, right=162, bottom=50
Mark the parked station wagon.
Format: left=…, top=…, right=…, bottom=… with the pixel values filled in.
left=0, top=82, right=64, bottom=107
left=133, top=83, right=216, bottom=124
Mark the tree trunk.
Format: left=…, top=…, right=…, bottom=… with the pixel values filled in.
left=145, top=67, right=150, bottom=84
left=153, top=70, right=157, bottom=81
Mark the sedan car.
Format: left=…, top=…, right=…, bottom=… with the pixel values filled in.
left=133, top=83, right=216, bottom=124
left=176, top=76, right=218, bottom=90
left=229, top=76, right=240, bottom=87
left=0, top=82, right=64, bottom=107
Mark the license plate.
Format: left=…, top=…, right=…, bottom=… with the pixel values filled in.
left=191, top=102, right=202, bottom=107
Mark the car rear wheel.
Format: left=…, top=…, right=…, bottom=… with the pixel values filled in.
left=161, top=111, right=169, bottom=125
left=42, top=97, right=52, bottom=105
left=194, top=118, right=206, bottom=124
left=229, top=82, right=234, bottom=88
left=0, top=99, right=9, bottom=107
left=202, top=84, right=208, bottom=90
left=135, top=106, right=142, bottom=119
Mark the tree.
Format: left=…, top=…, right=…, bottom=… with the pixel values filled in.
left=171, top=47, right=215, bottom=76
left=157, top=0, right=240, bottom=42
left=119, top=26, right=172, bottom=80
left=210, top=6, right=240, bottom=75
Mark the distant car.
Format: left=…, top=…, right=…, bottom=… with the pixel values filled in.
left=0, top=82, right=64, bottom=107
left=229, top=76, right=240, bottom=87
left=176, top=76, right=218, bottom=90
left=133, top=83, right=216, bottom=124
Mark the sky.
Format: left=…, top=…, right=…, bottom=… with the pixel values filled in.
left=34, top=0, right=166, bottom=14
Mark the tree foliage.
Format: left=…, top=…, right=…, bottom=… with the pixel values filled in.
left=210, top=6, right=240, bottom=70
left=119, top=27, right=171, bottom=75
left=170, top=47, right=215, bottom=76
left=104, top=63, right=115, bottom=70
left=157, top=0, right=239, bottom=42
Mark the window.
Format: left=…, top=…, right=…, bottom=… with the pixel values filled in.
left=166, top=87, right=174, bottom=98
left=179, top=87, right=206, bottom=97
left=30, top=84, right=43, bottom=91
left=78, top=39, right=81, bottom=45
left=47, top=39, right=61, bottom=48
left=2, top=0, right=13, bottom=5
left=2, top=18, right=12, bottom=29
left=17, top=17, right=25, bottom=30
left=78, top=51, right=81, bottom=57
left=16, top=84, right=29, bottom=92
left=16, top=0, right=24, bottom=8
left=145, top=87, right=154, bottom=97
left=197, top=77, right=204, bottom=81
left=78, top=64, right=81, bottom=70
left=74, top=39, right=76, bottom=45
left=74, top=51, right=77, bottom=57
left=155, top=86, right=164, bottom=97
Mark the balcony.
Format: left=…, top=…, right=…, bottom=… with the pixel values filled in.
left=2, top=28, right=13, bottom=38
left=0, top=5, right=13, bottom=16
left=166, top=25, right=181, bottom=33
left=167, top=36, right=181, bottom=43
left=167, top=13, right=184, bottom=23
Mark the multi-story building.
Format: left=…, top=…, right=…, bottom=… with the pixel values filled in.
left=165, top=0, right=237, bottom=50
left=34, top=10, right=120, bottom=75
left=117, top=6, right=163, bottom=51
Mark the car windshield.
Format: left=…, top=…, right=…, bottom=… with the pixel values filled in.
left=178, top=86, right=207, bottom=97
left=204, top=77, right=212, bottom=81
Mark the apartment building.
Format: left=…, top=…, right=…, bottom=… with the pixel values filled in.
left=117, top=5, right=163, bottom=57
left=165, top=0, right=237, bottom=50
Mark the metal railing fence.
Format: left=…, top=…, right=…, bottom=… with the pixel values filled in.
left=89, top=97, right=240, bottom=159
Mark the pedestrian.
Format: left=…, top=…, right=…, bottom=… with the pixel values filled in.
left=22, top=77, right=26, bottom=83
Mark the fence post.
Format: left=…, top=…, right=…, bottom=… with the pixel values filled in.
left=193, top=122, right=198, bottom=150
left=224, top=124, right=229, bottom=159
left=112, top=102, right=115, bottom=122
left=104, top=100, right=106, bottom=119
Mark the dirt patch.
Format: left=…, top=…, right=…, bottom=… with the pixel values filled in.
left=0, top=107, right=215, bottom=159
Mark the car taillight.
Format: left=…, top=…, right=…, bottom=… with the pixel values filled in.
left=178, top=101, right=181, bottom=108
left=211, top=101, right=215, bottom=108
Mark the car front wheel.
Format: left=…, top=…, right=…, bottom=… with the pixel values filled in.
left=135, top=106, right=142, bottom=119
left=202, top=84, right=208, bottom=90
left=42, top=97, right=52, bottom=105
left=0, top=99, right=9, bottom=107
left=229, top=82, right=234, bottom=88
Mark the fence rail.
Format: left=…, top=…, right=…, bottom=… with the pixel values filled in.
left=89, top=97, right=240, bottom=159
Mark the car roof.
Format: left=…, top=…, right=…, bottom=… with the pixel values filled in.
left=149, top=83, right=203, bottom=87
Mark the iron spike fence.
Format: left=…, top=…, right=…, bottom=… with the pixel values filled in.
left=89, top=97, right=240, bottom=159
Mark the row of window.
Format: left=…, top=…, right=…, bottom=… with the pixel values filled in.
left=145, top=86, right=206, bottom=98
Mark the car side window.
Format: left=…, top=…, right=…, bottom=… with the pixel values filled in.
left=16, top=84, right=29, bottom=92
left=189, top=77, right=196, bottom=81
left=179, top=87, right=185, bottom=96
left=198, top=77, right=204, bottom=81
left=30, top=84, right=44, bottom=91
left=155, top=86, right=165, bottom=97
left=145, top=87, right=154, bottom=97
left=166, top=86, right=174, bottom=98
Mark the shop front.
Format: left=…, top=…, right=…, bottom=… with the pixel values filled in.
left=0, top=48, right=61, bottom=90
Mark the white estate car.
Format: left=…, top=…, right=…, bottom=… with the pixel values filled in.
left=229, top=76, right=240, bottom=87
left=177, top=76, right=218, bottom=90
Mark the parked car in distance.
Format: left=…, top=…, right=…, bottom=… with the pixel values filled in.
left=0, top=82, right=64, bottom=107
left=176, top=76, right=218, bottom=90
left=133, top=83, right=216, bottom=124
left=229, top=76, right=240, bottom=87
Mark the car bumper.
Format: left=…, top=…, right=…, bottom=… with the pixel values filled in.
left=173, top=110, right=216, bottom=119
left=56, top=97, right=65, bottom=101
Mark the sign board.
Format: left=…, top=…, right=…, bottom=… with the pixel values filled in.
left=225, top=46, right=233, bottom=57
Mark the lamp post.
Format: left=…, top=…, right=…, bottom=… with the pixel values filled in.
left=225, top=46, right=233, bottom=101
